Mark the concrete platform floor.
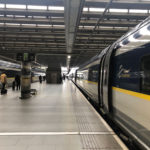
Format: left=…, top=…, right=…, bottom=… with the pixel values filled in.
left=0, top=80, right=128, bottom=150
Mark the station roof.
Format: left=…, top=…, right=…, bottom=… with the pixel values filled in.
left=0, top=0, right=149, bottom=68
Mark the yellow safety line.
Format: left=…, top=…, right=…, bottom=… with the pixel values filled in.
left=84, top=80, right=98, bottom=85
left=112, top=86, right=150, bottom=102
left=7, top=77, right=15, bottom=79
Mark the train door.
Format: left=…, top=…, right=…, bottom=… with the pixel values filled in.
left=99, top=55, right=106, bottom=108
left=101, top=44, right=116, bottom=114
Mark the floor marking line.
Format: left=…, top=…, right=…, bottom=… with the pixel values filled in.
left=0, top=131, right=115, bottom=136
left=80, top=131, right=115, bottom=135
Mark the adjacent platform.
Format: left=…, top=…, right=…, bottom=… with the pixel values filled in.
left=0, top=80, right=128, bottom=150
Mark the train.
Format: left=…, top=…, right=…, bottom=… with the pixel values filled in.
left=0, top=59, right=45, bottom=87
left=74, top=17, right=150, bottom=149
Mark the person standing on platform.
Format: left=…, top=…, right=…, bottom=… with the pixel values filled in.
left=39, top=75, right=42, bottom=83
left=12, top=80, right=15, bottom=90
left=43, top=76, right=46, bottom=81
left=15, top=74, right=21, bottom=90
left=0, top=72, right=7, bottom=92
left=63, top=74, right=65, bottom=80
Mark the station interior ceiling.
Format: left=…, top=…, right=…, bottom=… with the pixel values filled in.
left=0, top=0, right=149, bottom=68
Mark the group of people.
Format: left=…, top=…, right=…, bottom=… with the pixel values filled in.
left=1, top=73, right=46, bottom=94
left=0, top=72, right=21, bottom=94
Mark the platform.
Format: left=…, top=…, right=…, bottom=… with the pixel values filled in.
left=0, top=80, right=128, bottom=150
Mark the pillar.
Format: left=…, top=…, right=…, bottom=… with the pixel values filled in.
left=21, top=61, right=31, bottom=99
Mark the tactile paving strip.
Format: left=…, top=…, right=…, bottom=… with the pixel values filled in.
left=70, top=85, right=120, bottom=150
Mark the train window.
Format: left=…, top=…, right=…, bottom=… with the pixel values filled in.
left=141, top=55, right=150, bottom=94
left=77, top=69, right=88, bottom=80
left=88, top=65, right=99, bottom=82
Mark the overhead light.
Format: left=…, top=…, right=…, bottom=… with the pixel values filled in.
left=67, top=55, right=71, bottom=59
left=27, top=5, right=47, bottom=10
left=48, top=6, right=64, bottom=11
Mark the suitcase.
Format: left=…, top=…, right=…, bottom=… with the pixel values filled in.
left=1, top=89, right=7, bottom=95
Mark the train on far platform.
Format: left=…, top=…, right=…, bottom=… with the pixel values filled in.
left=74, top=17, right=150, bottom=149
left=0, top=59, right=45, bottom=87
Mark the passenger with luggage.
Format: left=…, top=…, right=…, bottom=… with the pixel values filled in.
left=0, top=72, right=7, bottom=94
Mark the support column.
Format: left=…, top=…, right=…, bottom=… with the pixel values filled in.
left=21, top=61, right=31, bottom=99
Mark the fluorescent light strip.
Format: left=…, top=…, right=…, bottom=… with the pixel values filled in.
left=109, top=8, right=128, bottom=13
left=5, top=23, right=20, bottom=26
left=83, top=7, right=88, bottom=11
left=33, top=16, right=46, bottom=18
left=37, top=24, right=52, bottom=27
left=0, top=4, right=4, bottom=8
left=0, top=23, right=65, bottom=27
left=48, top=6, right=64, bottom=11
left=89, top=8, right=105, bottom=12
left=28, top=5, right=47, bottom=10
left=22, top=24, right=36, bottom=26
left=129, top=9, right=148, bottom=13
left=6, top=4, right=26, bottom=9
left=15, top=15, right=25, bottom=18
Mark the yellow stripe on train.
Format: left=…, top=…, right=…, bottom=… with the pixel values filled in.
left=112, top=86, right=150, bottom=102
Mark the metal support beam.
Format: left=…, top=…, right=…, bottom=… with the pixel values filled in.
left=64, top=0, right=85, bottom=69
